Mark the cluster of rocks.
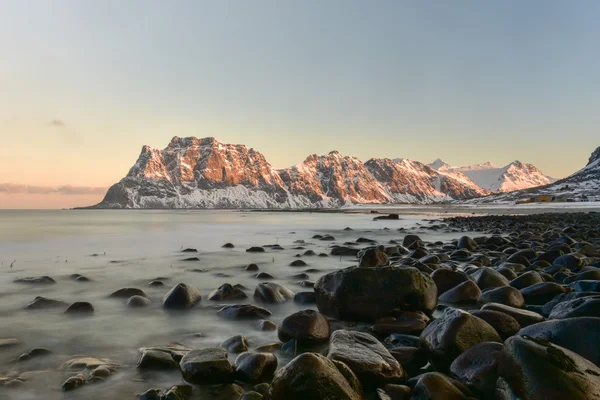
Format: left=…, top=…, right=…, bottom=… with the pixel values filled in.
left=6, top=211, right=600, bottom=399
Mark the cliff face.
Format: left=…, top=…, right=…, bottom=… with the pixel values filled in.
left=93, top=136, right=564, bottom=209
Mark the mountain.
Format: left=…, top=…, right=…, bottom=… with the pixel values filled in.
left=91, top=137, right=490, bottom=209
left=429, top=159, right=553, bottom=193
left=466, top=146, right=600, bottom=203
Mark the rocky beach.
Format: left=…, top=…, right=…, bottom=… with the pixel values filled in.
left=1, top=209, right=600, bottom=399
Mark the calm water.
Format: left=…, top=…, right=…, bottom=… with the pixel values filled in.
left=0, top=210, right=461, bottom=399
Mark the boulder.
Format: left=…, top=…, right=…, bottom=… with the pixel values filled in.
left=420, top=309, right=501, bottom=371
left=470, top=310, right=520, bottom=341
left=234, top=352, right=278, bottom=383
left=481, top=303, right=545, bottom=327
left=25, top=296, right=66, bottom=309
left=269, top=353, right=362, bottom=400
left=221, top=335, right=248, bottom=353
left=431, top=270, right=471, bottom=296
left=14, top=276, right=55, bottom=285
left=162, top=283, right=201, bottom=309
left=449, top=342, right=503, bottom=394
left=327, top=330, right=403, bottom=386
left=110, top=287, right=147, bottom=298
left=510, top=271, right=544, bottom=289
left=208, top=284, right=247, bottom=301
left=315, top=266, right=437, bottom=321
left=499, top=335, right=600, bottom=400
left=294, top=291, right=316, bottom=304
left=438, top=280, right=481, bottom=304
left=217, top=304, right=272, bottom=320
left=470, top=268, right=510, bottom=290
left=331, top=246, right=360, bottom=256
left=65, top=302, right=94, bottom=314
left=179, top=348, right=234, bottom=385
left=278, top=310, right=330, bottom=345
left=127, top=295, right=151, bottom=307
left=520, top=282, right=567, bottom=305
left=477, top=286, right=525, bottom=308
left=359, top=246, right=389, bottom=268
left=409, top=372, right=471, bottom=400
left=549, top=295, right=600, bottom=319
left=253, top=283, right=295, bottom=304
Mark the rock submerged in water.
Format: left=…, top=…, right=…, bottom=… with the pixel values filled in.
left=278, top=310, right=330, bottom=345
left=315, top=266, right=437, bottom=321
left=269, top=352, right=363, bottom=400
left=110, top=287, right=147, bottom=298
left=221, top=335, right=248, bottom=353
left=162, top=283, right=201, bottom=309
left=208, top=283, right=247, bottom=301
left=65, top=301, right=94, bottom=314
left=25, top=296, right=67, bottom=309
left=234, top=352, right=278, bottom=383
left=127, top=295, right=151, bottom=307
left=14, top=276, right=56, bottom=285
left=217, top=304, right=272, bottom=320
left=253, top=282, right=295, bottom=304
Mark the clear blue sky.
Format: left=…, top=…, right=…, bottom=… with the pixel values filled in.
left=1, top=1, right=599, bottom=207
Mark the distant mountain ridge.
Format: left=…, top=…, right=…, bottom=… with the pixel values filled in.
left=91, top=136, right=559, bottom=209
left=428, top=159, right=554, bottom=193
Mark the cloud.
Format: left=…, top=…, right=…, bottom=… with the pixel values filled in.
left=0, top=183, right=107, bottom=195
left=48, top=119, right=66, bottom=128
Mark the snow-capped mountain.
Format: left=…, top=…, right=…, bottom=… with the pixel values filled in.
left=428, top=159, right=553, bottom=193
left=91, top=137, right=491, bottom=209
left=466, top=146, right=600, bottom=203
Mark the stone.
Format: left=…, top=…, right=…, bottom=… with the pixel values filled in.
left=110, top=287, right=147, bottom=298
left=24, top=296, right=66, bottom=309
left=278, top=309, right=330, bottom=345
left=138, top=388, right=164, bottom=400
left=520, top=282, right=567, bottom=305
left=222, top=243, right=235, bottom=248
left=179, top=348, right=234, bottom=385
left=315, top=266, right=437, bottom=321
left=162, top=283, right=201, bottom=309
left=137, top=349, right=179, bottom=370
left=481, top=302, right=545, bottom=327
left=359, top=246, right=389, bottom=268
left=499, top=335, right=600, bottom=400
left=457, top=236, right=478, bottom=251
left=371, top=312, right=429, bottom=336
left=269, top=353, right=363, bottom=399
left=470, top=310, right=521, bottom=341
left=328, top=330, right=404, bottom=386
left=217, top=304, right=272, bottom=320
left=127, top=295, right=151, bottom=307
left=549, top=295, right=600, bottom=319
left=245, top=264, right=260, bottom=271
left=449, top=342, right=503, bottom=394
left=420, top=309, right=501, bottom=371
left=65, top=302, right=94, bottom=314
left=14, top=276, right=55, bottom=285
left=234, top=352, right=278, bottom=383
left=294, top=291, right=316, bottom=304
left=253, top=283, right=294, bottom=304
left=431, top=269, right=471, bottom=296
left=221, top=335, right=248, bottom=353
left=469, top=268, right=510, bottom=290
left=290, top=260, right=308, bottom=267
left=254, top=319, right=277, bottom=331
left=510, top=271, right=544, bottom=289
left=331, top=246, right=361, bottom=256
left=438, top=280, right=481, bottom=304
left=208, top=283, right=247, bottom=301
left=247, top=247, right=266, bottom=253
left=409, top=372, right=470, bottom=400
left=477, top=286, right=525, bottom=308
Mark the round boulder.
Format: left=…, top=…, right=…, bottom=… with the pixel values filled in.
left=278, top=310, right=330, bottom=345
left=179, top=348, right=234, bottom=385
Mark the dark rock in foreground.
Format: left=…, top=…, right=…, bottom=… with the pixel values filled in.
left=162, top=283, right=201, bottom=309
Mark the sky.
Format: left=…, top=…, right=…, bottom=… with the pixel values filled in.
left=1, top=1, right=599, bottom=208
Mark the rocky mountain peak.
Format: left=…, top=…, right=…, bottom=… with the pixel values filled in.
left=588, top=146, right=600, bottom=166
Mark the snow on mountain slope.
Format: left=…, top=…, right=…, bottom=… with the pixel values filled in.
left=429, top=159, right=552, bottom=193
left=465, top=146, right=600, bottom=203
left=92, top=137, right=492, bottom=209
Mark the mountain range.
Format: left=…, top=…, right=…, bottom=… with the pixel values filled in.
left=90, top=137, right=594, bottom=209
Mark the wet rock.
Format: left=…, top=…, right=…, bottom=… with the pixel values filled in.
left=359, top=246, right=389, bottom=268
left=61, top=357, right=120, bottom=391
left=137, top=349, right=179, bottom=370
left=25, top=296, right=66, bottom=309
left=222, top=243, right=235, bottom=248
left=268, top=352, right=362, bottom=400
left=438, top=280, right=481, bottom=304
left=331, top=246, right=360, bottom=256
left=409, top=372, right=471, bottom=400
left=431, top=270, right=471, bottom=296
left=182, top=248, right=198, bottom=253
left=541, top=291, right=600, bottom=316
left=16, top=347, right=52, bottom=362
left=469, top=268, right=510, bottom=290
left=253, top=283, right=295, bottom=304
left=148, top=280, right=165, bottom=287
left=127, top=295, right=151, bottom=307
left=549, top=295, right=600, bottom=319
left=379, top=384, right=412, bottom=400
left=62, top=374, right=85, bottom=391
left=420, top=309, right=501, bottom=371
left=208, top=283, right=247, bottom=301
left=304, top=250, right=316, bottom=256
left=553, top=252, right=587, bottom=271
left=495, top=267, right=518, bottom=281
left=65, top=301, right=94, bottom=314
left=499, top=335, right=600, bottom=400
left=164, top=385, right=193, bottom=400
left=371, top=312, right=429, bottom=336
left=374, top=213, right=400, bottom=221
left=247, top=247, right=266, bottom=253
left=245, top=264, right=260, bottom=271
left=519, top=317, right=600, bottom=365
left=457, top=236, right=478, bottom=251
left=510, top=271, right=544, bottom=289
left=481, top=302, right=545, bottom=327
left=470, top=310, right=520, bottom=341
left=138, top=388, right=164, bottom=400
left=254, top=319, right=277, bottom=331
left=388, top=346, right=428, bottom=375
left=0, top=338, right=20, bottom=349
left=520, top=282, right=567, bottom=305
left=179, top=348, right=234, bottom=385
left=110, top=287, right=147, bottom=298
left=255, top=272, right=274, bottom=280
left=221, top=335, right=248, bottom=353
left=294, top=291, right=316, bottom=304
left=477, top=286, right=525, bottom=308
left=182, top=257, right=201, bottom=262
left=570, top=280, right=600, bottom=292
left=217, top=304, right=272, bottom=320
left=315, top=266, right=437, bottom=321
left=449, top=342, right=503, bottom=394
left=14, top=276, right=56, bottom=285
left=234, top=352, right=278, bottom=383
left=162, top=283, right=201, bottom=309
left=278, top=310, right=330, bottom=345
left=328, top=330, right=403, bottom=386
left=290, top=259, right=308, bottom=267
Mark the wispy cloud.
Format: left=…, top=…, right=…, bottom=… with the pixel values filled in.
left=0, top=184, right=107, bottom=195
left=48, top=119, right=66, bottom=128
